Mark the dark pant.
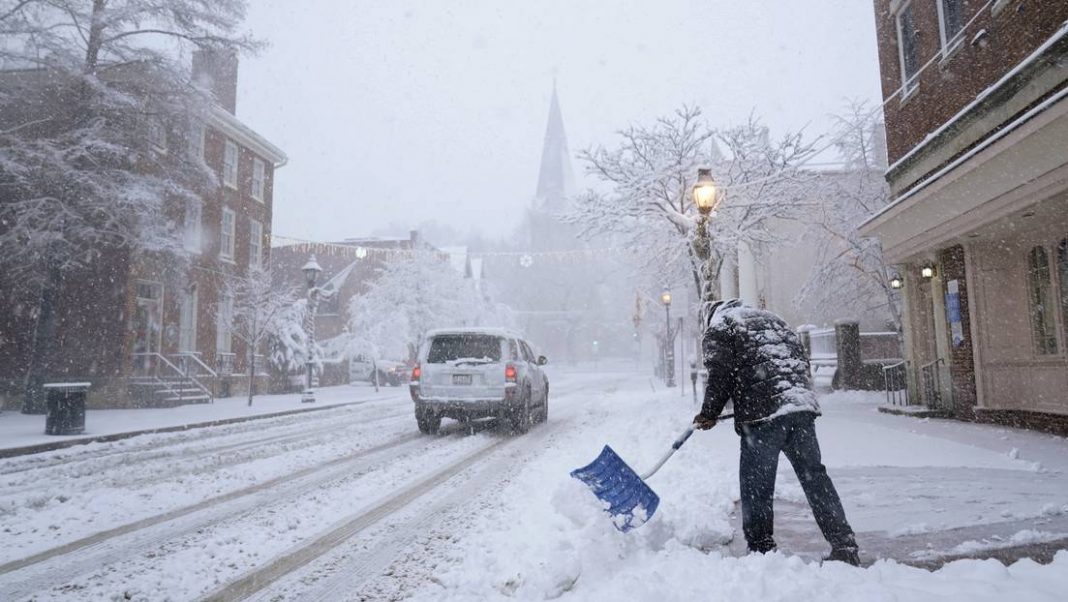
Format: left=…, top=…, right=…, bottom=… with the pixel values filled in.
left=738, top=412, right=856, bottom=553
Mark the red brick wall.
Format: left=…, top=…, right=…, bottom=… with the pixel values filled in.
left=873, top=0, right=1068, bottom=164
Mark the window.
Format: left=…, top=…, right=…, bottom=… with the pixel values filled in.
left=220, top=207, right=236, bottom=260
left=148, top=117, right=167, bottom=152
left=183, top=199, right=202, bottom=253
left=1027, top=246, right=1058, bottom=355
left=426, top=334, right=503, bottom=364
left=251, top=157, right=266, bottom=201
left=520, top=341, right=536, bottom=363
left=132, top=281, right=163, bottom=359
left=249, top=218, right=263, bottom=268
left=188, top=122, right=205, bottom=161
left=223, top=140, right=238, bottom=188
left=1058, top=238, right=1068, bottom=345
left=178, top=285, right=198, bottom=353
left=216, top=292, right=233, bottom=355
left=937, top=0, right=965, bottom=53
left=895, top=2, right=920, bottom=93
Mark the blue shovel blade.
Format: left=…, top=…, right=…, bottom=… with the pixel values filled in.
left=570, top=445, right=660, bottom=532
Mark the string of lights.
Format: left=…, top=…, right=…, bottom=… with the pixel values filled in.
left=270, top=234, right=623, bottom=267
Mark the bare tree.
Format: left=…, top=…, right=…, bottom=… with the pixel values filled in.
left=796, top=102, right=901, bottom=331
left=221, top=267, right=297, bottom=406
left=571, top=106, right=820, bottom=308
left=347, top=252, right=513, bottom=363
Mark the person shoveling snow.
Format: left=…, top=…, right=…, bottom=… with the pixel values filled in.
left=693, top=298, right=859, bottom=566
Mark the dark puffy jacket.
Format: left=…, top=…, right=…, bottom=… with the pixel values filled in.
left=700, top=299, right=820, bottom=427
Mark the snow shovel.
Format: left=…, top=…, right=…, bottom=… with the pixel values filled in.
left=570, top=413, right=733, bottom=533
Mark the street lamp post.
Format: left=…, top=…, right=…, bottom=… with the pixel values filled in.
left=692, top=168, right=722, bottom=303
left=661, top=289, right=675, bottom=388
left=301, top=254, right=322, bottom=403
left=691, top=168, right=721, bottom=399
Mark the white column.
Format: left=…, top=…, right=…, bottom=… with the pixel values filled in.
left=720, top=247, right=739, bottom=300
left=738, top=241, right=759, bottom=306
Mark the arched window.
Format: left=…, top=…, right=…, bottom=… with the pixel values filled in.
left=1058, top=238, right=1068, bottom=344
left=1027, top=246, right=1057, bottom=355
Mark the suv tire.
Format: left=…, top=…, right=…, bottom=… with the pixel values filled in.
left=511, top=387, right=532, bottom=434
left=538, top=385, right=549, bottom=423
left=416, top=405, right=440, bottom=435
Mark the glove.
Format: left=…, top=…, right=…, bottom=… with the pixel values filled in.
left=693, top=413, right=717, bottom=431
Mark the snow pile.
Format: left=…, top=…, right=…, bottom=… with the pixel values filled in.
left=410, top=384, right=1068, bottom=601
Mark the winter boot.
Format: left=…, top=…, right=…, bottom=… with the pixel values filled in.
left=823, top=547, right=860, bottom=566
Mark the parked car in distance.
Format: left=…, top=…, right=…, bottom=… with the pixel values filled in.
left=349, top=356, right=408, bottom=387
left=409, top=328, right=548, bottom=435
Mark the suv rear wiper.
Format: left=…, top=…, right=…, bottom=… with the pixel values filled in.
left=451, top=358, right=495, bottom=366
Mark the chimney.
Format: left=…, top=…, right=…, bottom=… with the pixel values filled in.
left=192, top=47, right=238, bottom=114
left=409, top=230, right=421, bottom=249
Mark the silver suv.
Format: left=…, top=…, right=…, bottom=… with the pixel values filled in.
left=409, top=328, right=549, bottom=435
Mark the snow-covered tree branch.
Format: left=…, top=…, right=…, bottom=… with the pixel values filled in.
left=347, top=253, right=514, bottom=363
left=220, top=266, right=298, bottom=405
left=570, top=106, right=821, bottom=309
left=796, top=101, right=900, bottom=331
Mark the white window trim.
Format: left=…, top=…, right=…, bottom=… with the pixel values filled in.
left=936, top=0, right=966, bottom=59
left=189, top=123, right=205, bottom=162
left=249, top=218, right=263, bottom=269
left=251, top=157, right=265, bottom=202
left=220, top=207, right=236, bottom=261
left=895, top=1, right=920, bottom=101
left=183, top=198, right=202, bottom=254
left=216, top=292, right=234, bottom=355
left=179, top=285, right=198, bottom=353
left=223, top=140, right=239, bottom=189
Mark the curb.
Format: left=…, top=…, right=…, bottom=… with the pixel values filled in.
left=0, top=398, right=393, bottom=460
left=904, top=537, right=1068, bottom=570
left=877, top=406, right=953, bottom=419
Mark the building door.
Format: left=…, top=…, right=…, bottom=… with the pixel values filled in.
left=132, top=281, right=163, bottom=372
left=178, top=285, right=198, bottom=353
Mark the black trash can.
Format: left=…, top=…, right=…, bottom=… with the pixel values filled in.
left=43, top=382, right=88, bottom=435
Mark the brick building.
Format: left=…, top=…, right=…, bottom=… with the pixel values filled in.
left=0, top=51, right=286, bottom=409
left=860, top=0, right=1068, bottom=427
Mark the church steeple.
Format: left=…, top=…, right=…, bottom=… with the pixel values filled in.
left=534, top=83, right=575, bottom=210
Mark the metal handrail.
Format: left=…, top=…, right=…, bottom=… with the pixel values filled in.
left=130, top=352, right=212, bottom=403
left=173, top=352, right=216, bottom=402
left=919, top=357, right=945, bottom=370
left=882, top=360, right=909, bottom=406
left=920, top=357, right=945, bottom=410
left=174, top=351, right=218, bottom=378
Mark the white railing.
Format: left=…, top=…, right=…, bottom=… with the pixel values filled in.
left=130, top=352, right=212, bottom=403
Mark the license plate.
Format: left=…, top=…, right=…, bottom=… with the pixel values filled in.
left=453, top=374, right=472, bottom=385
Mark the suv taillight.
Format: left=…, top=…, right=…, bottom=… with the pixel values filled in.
left=505, top=364, right=517, bottom=383
left=411, top=364, right=421, bottom=381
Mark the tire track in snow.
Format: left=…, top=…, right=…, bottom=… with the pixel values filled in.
left=0, top=407, right=411, bottom=498
left=282, top=417, right=570, bottom=602
left=200, top=433, right=521, bottom=601
left=0, top=430, right=426, bottom=588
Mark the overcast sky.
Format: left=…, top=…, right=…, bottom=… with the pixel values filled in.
left=237, top=0, right=882, bottom=245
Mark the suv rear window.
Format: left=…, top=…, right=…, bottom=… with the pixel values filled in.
left=426, top=334, right=503, bottom=364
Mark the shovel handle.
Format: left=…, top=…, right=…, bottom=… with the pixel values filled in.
left=640, top=412, right=734, bottom=480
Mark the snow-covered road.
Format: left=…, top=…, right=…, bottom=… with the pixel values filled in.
left=2, top=366, right=1068, bottom=601
left=0, top=370, right=615, bottom=600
